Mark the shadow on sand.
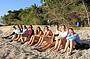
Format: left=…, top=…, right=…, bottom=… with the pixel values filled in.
left=75, top=39, right=90, bottom=50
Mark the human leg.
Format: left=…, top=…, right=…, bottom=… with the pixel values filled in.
left=55, top=39, right=62, bottom=51
left=52, top=39, right=59, bottom=50
left=34, top=37, right=43, bottom=47
left=64, top=40, right=70, bottom=52
left=68, top=41, right=76, bottom=55
left=29, top=36, right=35, bottom=45
left=14, top=34, right=20, bottom=41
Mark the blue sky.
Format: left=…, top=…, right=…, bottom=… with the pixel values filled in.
left=0, top=0, right=42, bottom=16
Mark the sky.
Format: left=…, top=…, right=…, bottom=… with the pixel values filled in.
left=0, top=0, right=42, bottom=16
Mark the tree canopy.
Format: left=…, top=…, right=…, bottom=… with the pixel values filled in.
left=1, top=0, right=90, bottom=26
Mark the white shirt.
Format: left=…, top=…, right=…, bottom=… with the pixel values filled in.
left=23, top=29, right=27, bottom=33
left=13, top=29, right=21, bottom=34
left=58, top=31, right=68, bottom=37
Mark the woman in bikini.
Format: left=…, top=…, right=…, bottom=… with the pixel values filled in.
left=52, top=25, right=68, bottom=51
left=34, top=26, right=53, bottom=51
left=26, top=26, right=43, bottom=46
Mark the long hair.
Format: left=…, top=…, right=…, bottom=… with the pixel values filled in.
left=13, top=26, right=16, bottom=29
left=24, top=25, right=27, bottom=29
left=36, top=26, right=42, bottom=35
left=61, top=24, right=66, bottom=31
left=68, top=28, right=76, bottom=34
left=29, top=25, right=33, bottom=28
left=68, top=28, right=74, bottom=31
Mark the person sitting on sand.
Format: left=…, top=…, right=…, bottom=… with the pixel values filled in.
left=52, top=25, right=68, bottom=51
left=18, top=25, right=34, bottom=43
left=19, top=24, right=23, bottom=33
left=23, top=25, right=28, bottom=33
left=34, top=26, right=53, bottom=51
left=12, top=25, right=24, bottom=40
left=63, top=28, right=81, bottom=55
left=51, top=25, right=61, bottom=48
left=17, top=25, right=28, bottom=42
left=54, top=25, right=60, bottom=36
left=26, top=26, right=43, bottom=46
left=13, top=24, right=24, bottom=41
left=2, top=25, right=19, bottom=39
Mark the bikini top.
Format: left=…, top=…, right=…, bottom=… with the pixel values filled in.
left=44, top=30, right=53, bottom=36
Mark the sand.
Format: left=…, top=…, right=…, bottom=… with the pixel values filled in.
left=0, top=26, right=90, bottom=59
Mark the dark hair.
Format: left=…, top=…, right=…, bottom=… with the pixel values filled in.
left=17, top=25, right=20, bottom=29
left=36, top=26, right=42, bottom=35
left=17, top=25, right=23, bottom=32
left=29, top=25, right=33, bottom=28
left=68, top=28, right=74, bottom=31
left=13, top=26, right=16, bottom=29
left=45, top=26, right=49, bottom=29
left=38, top=26, right=42, bottom=30
left=68, top=28, right=76, bottom=34
left=24, top=25, right=27, bottom=29
left=20, top=24, right=23, bottom=29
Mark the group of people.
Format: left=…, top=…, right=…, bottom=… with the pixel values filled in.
left=3, top=24, right=81, bottom=55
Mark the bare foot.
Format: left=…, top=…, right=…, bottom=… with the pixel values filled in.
left=61, top=50, right=66, bottom=54
left=67, top=52, right=72, bottom=56
left=54, top=48, right=60, bottom=52
left=50, top=47, right=57, bottom=51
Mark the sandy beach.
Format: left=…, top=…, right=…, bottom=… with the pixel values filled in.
left=0, top=26, right=90, bottom=59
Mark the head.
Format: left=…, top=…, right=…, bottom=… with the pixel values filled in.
left=24, top=25, right=27, bottom=29
left=36, top=26, right=41, bottom=34
left=28, top=25, right=33, bottom=30
left=44, top=26, right=49, bottom=31
left=13, top=26, right=16, bottom=29
left=37, top=26, right=41, bottom=31
left=68, top=28, right=75, bottom=34
left=60, top=25, right=66, bottom=31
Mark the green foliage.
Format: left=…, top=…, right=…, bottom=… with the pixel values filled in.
left=1, top=0, right=90, bottom=26
left=41, top=0, right=90, bottom=26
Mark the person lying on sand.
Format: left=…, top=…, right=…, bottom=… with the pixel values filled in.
left=34, top=26, right=53, bottom=51
left=18, top=25, right=34, bottom=43
left=26, top=26, right=43, bottom=46
left=63, top=28, right=81, bottom=55
left=52, top=25, right=68, bottom=52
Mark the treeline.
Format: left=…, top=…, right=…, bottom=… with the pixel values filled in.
left=1, top=0, right=90, bottom=26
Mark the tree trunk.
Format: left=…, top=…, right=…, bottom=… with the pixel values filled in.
left=82, top=1, right=90, bottom=26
